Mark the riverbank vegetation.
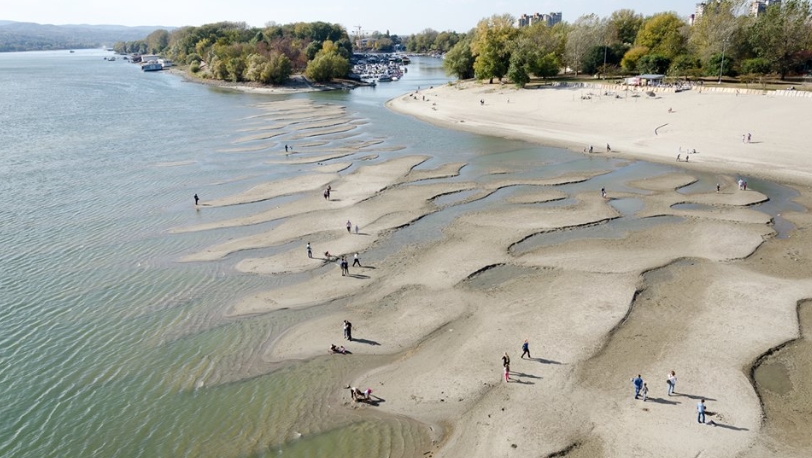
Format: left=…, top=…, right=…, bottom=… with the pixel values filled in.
left=442, top=0, right=812, bottom=87
left=115, top=21, right=352, bottom=84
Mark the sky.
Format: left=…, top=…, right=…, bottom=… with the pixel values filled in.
left=4, top=0, right=703, bottom=34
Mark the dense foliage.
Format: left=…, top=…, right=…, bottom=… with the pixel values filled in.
left=444, top=0, right=812, bottom=86
left=117, top=21, right=352, bottom=84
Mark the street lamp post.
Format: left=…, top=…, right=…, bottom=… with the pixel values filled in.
left=718, top=39, right=728, bottom=84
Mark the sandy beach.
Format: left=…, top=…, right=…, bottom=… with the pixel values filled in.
left=180, top=86, right=812, bottom=457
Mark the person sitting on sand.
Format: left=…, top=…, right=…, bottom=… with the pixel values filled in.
left=324, top=251, right=332, bottom=261
left=363, top=388, right=372, bottom=400
left=330, top=344, right=347, bottom=354
left=346, top=385, right=363, bottom=401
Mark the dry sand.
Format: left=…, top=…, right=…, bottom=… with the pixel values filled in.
left=183, top=93, right=812, bottom=457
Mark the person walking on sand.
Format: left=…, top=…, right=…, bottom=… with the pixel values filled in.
left=747, top=133, right=751, bottom=143
left=285, top=144, right=289, bottom=152
left=606, top=143, right=611, bottom=152
left=676, top=154, right=680, bottom=162
left=194, top=194, right=199, bottom=205
left=521, top=340, right=531, bottom=359
left=324, top=189, right=329, bottom=200
left=354, top=224, right=359, bottom=234
left=667, top=370, right=677, bottom=396
left=346, top=220, right=352, bottom=233
left=306, top=242, right=312, bottom=258
left=601, top=188, right=607, bottom=199
left=716, top=183, right=721, bottom=193
left=641, top=383, right=649, bottom=401
left=697, top=399, right=706, bottom=424
left=352, top=253, right=361, bottom=267
left=631, top=374, right=644, bottom=399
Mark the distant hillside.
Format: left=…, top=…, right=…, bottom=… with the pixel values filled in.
left=0, top=21, right=173, bottom=52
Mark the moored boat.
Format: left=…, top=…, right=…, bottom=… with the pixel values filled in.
left=141, top=61, right=162, bottom=72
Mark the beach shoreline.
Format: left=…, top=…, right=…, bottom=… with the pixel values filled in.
left=386, top=80, right=812, bottom=188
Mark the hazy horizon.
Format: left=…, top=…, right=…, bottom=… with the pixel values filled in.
left=4, top=0, right=703, bottom=35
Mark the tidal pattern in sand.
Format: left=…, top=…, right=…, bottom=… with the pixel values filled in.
left=0, top=50, right=808, bottom=458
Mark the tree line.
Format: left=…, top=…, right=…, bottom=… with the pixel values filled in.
left=441, top=0, right=812, bottom=86
left=115, top=21, right=353, bottom=84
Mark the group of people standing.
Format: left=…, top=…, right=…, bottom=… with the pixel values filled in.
left=631, top=371, right=710, bottom=424
left=632, top=370, right=677, bottom=401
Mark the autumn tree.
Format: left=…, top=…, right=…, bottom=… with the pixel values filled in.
left=635, top=12, right=688, bottom=59
left=305, top=40, right=349, bottom=82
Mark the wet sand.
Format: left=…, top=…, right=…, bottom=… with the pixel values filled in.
left=180, top=94, right=812, bottom=457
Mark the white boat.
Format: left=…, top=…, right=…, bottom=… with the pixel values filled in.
left=141, top=61, right=162, bottom=72
left=377, top=75, right=392, bottom=83
left=158, top=59, right=173, bottom=68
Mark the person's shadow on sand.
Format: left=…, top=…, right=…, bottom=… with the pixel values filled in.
left=678, top=393, right=717, bottom=401
left=348, top=274, right=371, bottom=279
left=532, top=357, right=562, bottom=365
left=511, top=379, right=535, bottom=385
left=511, top=371, right=542, bottom=380
left=352, top=338, right=381, bottom=346
left=645, top=397, right=680, bottom=405
left=363, top=395, right=385, bottom=406
left=705, top=420, right=748, bottom=431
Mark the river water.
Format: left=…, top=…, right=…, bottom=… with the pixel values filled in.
left=0, top=49, right=800, bottom=457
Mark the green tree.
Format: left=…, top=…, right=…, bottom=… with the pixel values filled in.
left=669, top=54, right=701, bottom=77
left=688, top=0, right=746, bottom=63
left=507, top=38, right=535, bottom=87
left=608, top=9, right=644, bottom=45
left=705, top=52, right=737, bottom=77
left=581, top=44, right=623, bottom=75
left=748, top=0, right=812, bottom=79
left=145, top=29, right=170, bottom=54
left=635, top=12, right=687, bottom=59
left=443, top=37, right=475, bottom=79
left=636, top=54, right=671, bottom=74
left=471, top=14, right=517, bottom=83
left=740, top=57, right=772, bottom=75
left=305, top=41, right=322, bottom=60
left=533, top=53, right=561, bottom=78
